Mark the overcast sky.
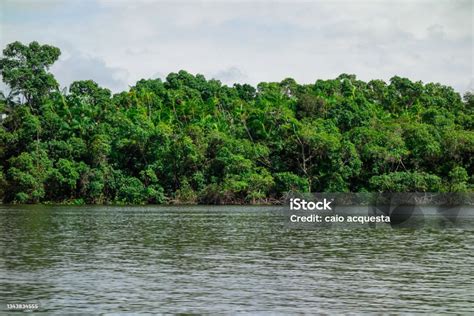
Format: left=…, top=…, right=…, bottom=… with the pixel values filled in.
left=0, top=0, right=472, bottom=93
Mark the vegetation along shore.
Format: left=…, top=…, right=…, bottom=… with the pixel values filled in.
left=0, top=41, right=472, bottom=205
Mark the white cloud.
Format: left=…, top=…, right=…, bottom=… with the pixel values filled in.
left=0, top=0, right=472, bottom=93
left=51, top=52, right=130, bottom=92
left=212, top=67, right=248, bottom=85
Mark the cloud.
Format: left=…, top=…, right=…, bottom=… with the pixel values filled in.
left=211, top=67, right=248, bottom=85
left=466, top=78, right=474, bottom=92
left=51, top=53, right=130, bottom=92
left=0, top=0, right=472, bottom=93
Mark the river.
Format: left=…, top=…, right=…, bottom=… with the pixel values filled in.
left=0, top=205, right=473, bottom=314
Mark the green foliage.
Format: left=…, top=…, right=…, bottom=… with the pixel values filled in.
left=114, top=174, right=147, bottom=204
left=369, top=172, right=442, bottom=192
left=174, top=179, right=197, bottom=204
left=7, top=150, right=53, bottom=203
left=274, top=172, right=310, bottom=194
left=0, top=41, right=60, bottom=108
left=0, top=41, right=472, bottom=204
left=447, top=166, right=469, bottom=192
left=47, top=159, right=87, bottom=201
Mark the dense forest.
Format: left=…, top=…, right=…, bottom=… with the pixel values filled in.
left=0, top=41, right=472, bottom=204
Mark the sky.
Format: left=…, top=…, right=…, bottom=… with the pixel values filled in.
left=0, top=0, right=472, bottom=93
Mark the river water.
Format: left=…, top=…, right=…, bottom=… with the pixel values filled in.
left=0, top=205, right=473, bottom=314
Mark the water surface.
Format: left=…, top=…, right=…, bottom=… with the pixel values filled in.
left=0, top=205, right=473, bottom=314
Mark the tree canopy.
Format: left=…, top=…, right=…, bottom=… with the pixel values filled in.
left=0, top=41, right=472, bottom=204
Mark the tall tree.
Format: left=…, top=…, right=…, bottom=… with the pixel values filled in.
left=0, top=41, right=60, bottom=110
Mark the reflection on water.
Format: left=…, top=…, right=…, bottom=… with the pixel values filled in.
left=0, top=205, right=473, bottom=314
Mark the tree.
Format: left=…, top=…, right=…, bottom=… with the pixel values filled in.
left=6, top=150, right=53, bottom=203
left=0, top=41, right=61, bottom=109
left=369, top=171, right=442, bottom=192
left=0, top=40, right=472, bottom=204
